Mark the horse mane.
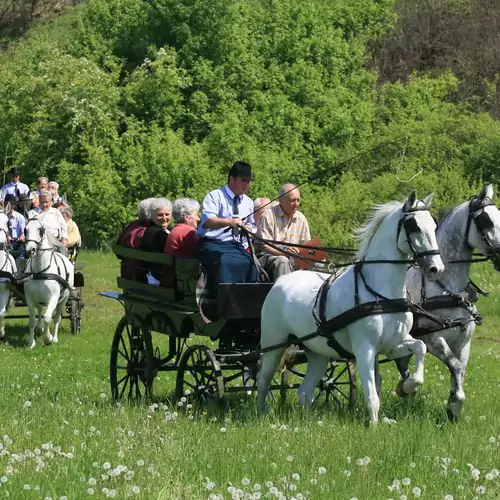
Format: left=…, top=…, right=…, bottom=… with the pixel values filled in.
left=437, top=201, right=468, bottom=227
left=354, top=201, right=402, bottom=259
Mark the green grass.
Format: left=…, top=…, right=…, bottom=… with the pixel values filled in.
left=1, top=253, right=500, bottom=499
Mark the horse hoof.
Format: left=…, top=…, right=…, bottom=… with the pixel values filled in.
left=43, top=335, right=53, bottom=345
left=29, top=342, right=36, bottom=349
left=395, top=380, right=410, bottom=397
left=52, top=337, right=59, bottom=344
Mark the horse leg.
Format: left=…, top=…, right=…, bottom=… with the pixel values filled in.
left=353, top=343, right=379, bottom=423
left=25, top=296, right=40, bottom=349
left=297, top=350, right=329, bottom=406
left=51, top=300, right=66, bottom=345
left=393, top=355, right=412, bottom=396
left=0, top=287, right=9, bottom=339
left=375, top=359, right=383, bottom=398
left=258, top=346, right=286, bottom=414
left=42, top=295, right=60, bottom=345
left=389, top=337, right=427, bottom=396
left=36, top=306, right=44, bottom=332
left=425, top=333, right=467, bottom=421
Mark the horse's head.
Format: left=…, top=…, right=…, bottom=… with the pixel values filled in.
left=25, top=217, right=46, bottom=257
left=398, top=190, right=444, bottom=281
left=466, top=184, right=500, bottom=271
left=0, top=204, right=10, bottom=250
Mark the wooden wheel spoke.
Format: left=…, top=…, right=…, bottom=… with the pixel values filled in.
left=119, top=375, right=131, bottom=399
left=119, top=333, right=130, bottom=361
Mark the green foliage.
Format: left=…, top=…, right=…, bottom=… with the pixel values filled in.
left=1, top=0, right=500, bottom=247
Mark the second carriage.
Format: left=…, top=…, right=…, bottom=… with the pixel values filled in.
left=100, top=245, right=357, bottom=410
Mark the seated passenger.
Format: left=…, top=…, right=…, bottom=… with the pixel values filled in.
left=140, top=198, right=173, bottom=286
left=59, top=205, right=81, bottom=260
left=34, top=177, right=49, bottom=199
left=5, top=194, right=26, bottom=258
left=116, top=198, right=156, bottom=282
left=36, top=191, right=68, bottom=255
left=166, top=198, right=200, bottom=258
left=196, top=161, right=259, bottom=300
left=256, top=183, right=311, bottom=282
left=48, top=181, right=62, bottom=204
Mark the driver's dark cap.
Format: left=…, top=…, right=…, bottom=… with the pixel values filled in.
left=9, top=167, right=21, bottom=176
left=228, top=161, right=253, bottom=181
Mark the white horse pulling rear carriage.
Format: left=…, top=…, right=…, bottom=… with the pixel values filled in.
left=23, top=216, right=74, bottom=348
left=258, top=191, right=445, bottom=423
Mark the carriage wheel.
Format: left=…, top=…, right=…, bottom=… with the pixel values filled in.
left=70, top=298, right=82, bottom=335
left=175, top=345, right=224, bottom=409
left=313, top=360, right=357, bottom=411
left=110, top=315, right=154, bottom=401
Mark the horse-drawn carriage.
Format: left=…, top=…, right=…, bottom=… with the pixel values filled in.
left=6, top=256, right=84, bottom=335
left=100, top=244, right=357, bottom=409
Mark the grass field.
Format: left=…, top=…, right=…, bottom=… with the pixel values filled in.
left=1, top=252, right=500, bottom=499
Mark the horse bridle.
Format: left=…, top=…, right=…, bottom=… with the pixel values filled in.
left=24, top=218, right=50, bottom=252
left=396, top=204, right=441, bottom=262
left=464, top=196, right=499, bottom=259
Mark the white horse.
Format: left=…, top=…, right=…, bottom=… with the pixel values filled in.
left=397, top=184, right=500, bottom=420
left=24, top=217, right=74, bottom=349
left=0, top=206, right=17, bottom=340
left=258, top=191, right=445, bottom=423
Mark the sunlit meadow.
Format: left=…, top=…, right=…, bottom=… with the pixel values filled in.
left=1, top=252, right=500, bottom=499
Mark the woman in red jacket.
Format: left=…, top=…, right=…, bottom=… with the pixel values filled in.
left=166, top=198, right=200, bottom=258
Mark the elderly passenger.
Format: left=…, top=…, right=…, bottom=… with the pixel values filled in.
left=140, top=198, right=173, bottom=286
left=35, top=177, right=49, bottom=199
left=36, top=191, right=68, bottom=254
left=256, top=183, right=311, bottom=282
left=166, top=198, right=200, bottom=258
left=59, top=205, right=81, bottom=249
left=48, top=181, right=62, bottom=204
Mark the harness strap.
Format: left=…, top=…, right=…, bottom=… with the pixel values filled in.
left=469, top=278, right=488, bottom=297
left=30, top=272, right=73, bottom=291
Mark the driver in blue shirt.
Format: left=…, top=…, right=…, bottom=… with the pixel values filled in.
left=197, top=161, right=259, bottom=300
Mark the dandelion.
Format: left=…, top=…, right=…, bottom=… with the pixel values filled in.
left=310, top=478, right=317, bottom=485
left=100, top=393, right=106, bottom=399
left=220, top=427, right=227, bottom=433
left=442, top=496, right=454, bottom=500
left=412, top=487, right=421, bottom=497
left=136, top=459, right=144, bottom=466
left=356, top=458, right=364, bottom=466
left=402, top=478, right=411, bottom=486
left=485, top=473, right=494, bottom=481
left=292, top=473, right=300, bottom=481
left=287, top=455, right=294, bottom=462
left=270, top=463, right=277, bottom=469
left=475, top=486, right=486, bottom=495
left=206, top=482, right=215, bottom=490
left=269, top=487, right=278, bottom=494
left=489, top=436, right=496, bottom=443
left=87, top=489, right=94, bottom=495
left=132, top=486, right=140, bottom=494
left=344, top=470, right=352, bottom=478
left=24, top=401, right=32, bottom=409
left=409, top=463, right=416, bottom=469
left=318, top=467, right=326, bottom=475
left=254, top=484, right=261, bottom=491
left=0, top=477, right=7, bottom=483
left=88, top=478, right=96, bottom=486
left=103, top=462, right=111, bottom=470
left=253, top=494, right=262, bottom=500
left=472, top=469, right=480, bottom=480
left=400, top=496, right=408, bottom=500
left=24, top=484, right=31, bottom=490
left=66, top=452, right=74, bottom=459
left=242, top=478, right=250, bottom=486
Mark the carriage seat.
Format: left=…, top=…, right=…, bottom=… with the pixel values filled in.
left=111, top=244, right=200, bottom=306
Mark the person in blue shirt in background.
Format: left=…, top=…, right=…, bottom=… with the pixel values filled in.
left=196, top=161, right=259, bottom=300
left=4, top=194, right=26, bottom=258
left=0, top=167, right=31, bottom=202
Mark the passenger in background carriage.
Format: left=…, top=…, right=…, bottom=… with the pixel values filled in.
left=48, top=181, right=62, bottom=204
left=36, top=191, right=68, bottom=255
left=4, top=194, right=26, bottom=258
left=166, top=198, right=200, bottom=258
left=0, top=167, right=31, bottom=202
left=256, top=183, right=311, bottom=282
left=196, top=161, right=259, bottom=300
left=34, top=177, right=49, bottom=199
left=140, top=198, right=173, bottom=286
left=59, top=205, right=81, bottom=250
